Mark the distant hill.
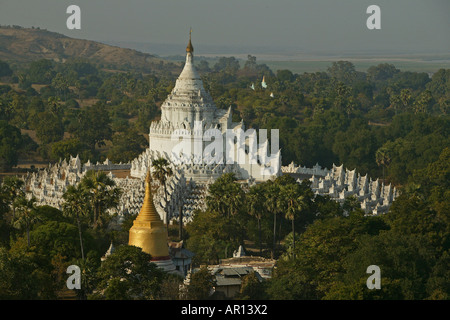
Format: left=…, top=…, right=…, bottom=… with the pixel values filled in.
left=0, top=26, right=180, bottom=73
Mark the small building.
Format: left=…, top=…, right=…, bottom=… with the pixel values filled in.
left=218, top=255, right=276, bottom=280
left=210, top=266, right=262, bottom=299
left=184, top=247, right=276, bottom=299
left=169, top=240, right=195, bottom=277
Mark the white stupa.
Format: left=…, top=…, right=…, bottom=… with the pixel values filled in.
left=132, top=31, right=281, bottom=182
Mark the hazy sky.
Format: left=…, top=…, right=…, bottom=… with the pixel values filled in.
left=1, top=0, right=449, bottom=56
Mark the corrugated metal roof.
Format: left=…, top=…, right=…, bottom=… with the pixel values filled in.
left=215, top=276, right=242, bottom=286
left=220, top=267, right=254, bottom=277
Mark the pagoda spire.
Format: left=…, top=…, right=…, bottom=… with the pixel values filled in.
left=186, top=27, right=194, bottom=53
left=135, top=171, right=160, bottom=222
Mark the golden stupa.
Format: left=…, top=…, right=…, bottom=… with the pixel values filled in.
left=128, top=171, right=170, bottom=259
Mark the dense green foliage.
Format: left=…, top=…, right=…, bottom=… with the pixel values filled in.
left=185, top=148, right=449, bottom=300
left=0, top=170, right=184, bottom=299
left=0, top=120, right=26, bottom=170
left=89, top=245, right=165, bottom=300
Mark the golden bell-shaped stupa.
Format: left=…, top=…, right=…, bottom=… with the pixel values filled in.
left=128, top=171, right=170, bottom=259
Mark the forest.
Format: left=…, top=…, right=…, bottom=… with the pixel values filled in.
left=0, top=54, right=449, bottom=299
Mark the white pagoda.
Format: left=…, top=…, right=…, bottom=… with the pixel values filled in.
left=131, top=32, right=281, bottom=182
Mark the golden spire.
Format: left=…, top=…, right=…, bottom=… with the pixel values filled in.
left=135, top=170, right=160, bottom=222
left=128, top=170, right=170, bottom=258
left=186, top=27, right=194, bottom=53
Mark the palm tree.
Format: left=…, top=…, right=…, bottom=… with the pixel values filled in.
left=400, top=88, right=412, bottom=112
left=47, top=96, right=63, bottom=118
left=80, top=170, right=121, bottom=229
left=247, top=185, right=265, bottom=254
left=438, top=96, right=449, bottom=115
left=151, top=158, right=173, bottom=226
left=279, top=184, right=307, bottom=259
left=224, top=181, right=245, bottom=218
left=388, top=90, right=401, bottom=115
left=334, top=81, right=351, bottom=111
left=0, top=185, right=10, bottom=218
left=413, top=90, right=432, bottom=114
left=14, top=195, right=39, bottom=248
left=2, top=176, right=24, bottom=222
left=63, top=184, right=88, bottom=260
left=206, top=173, right=244, bottom=219
left=345, top=97, right=357, bottom=119
left=264, top=180, right=281, bottom=259
left=376, top=147, right=391, bottom=181
left=206, top=178, right=228, bottom=217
